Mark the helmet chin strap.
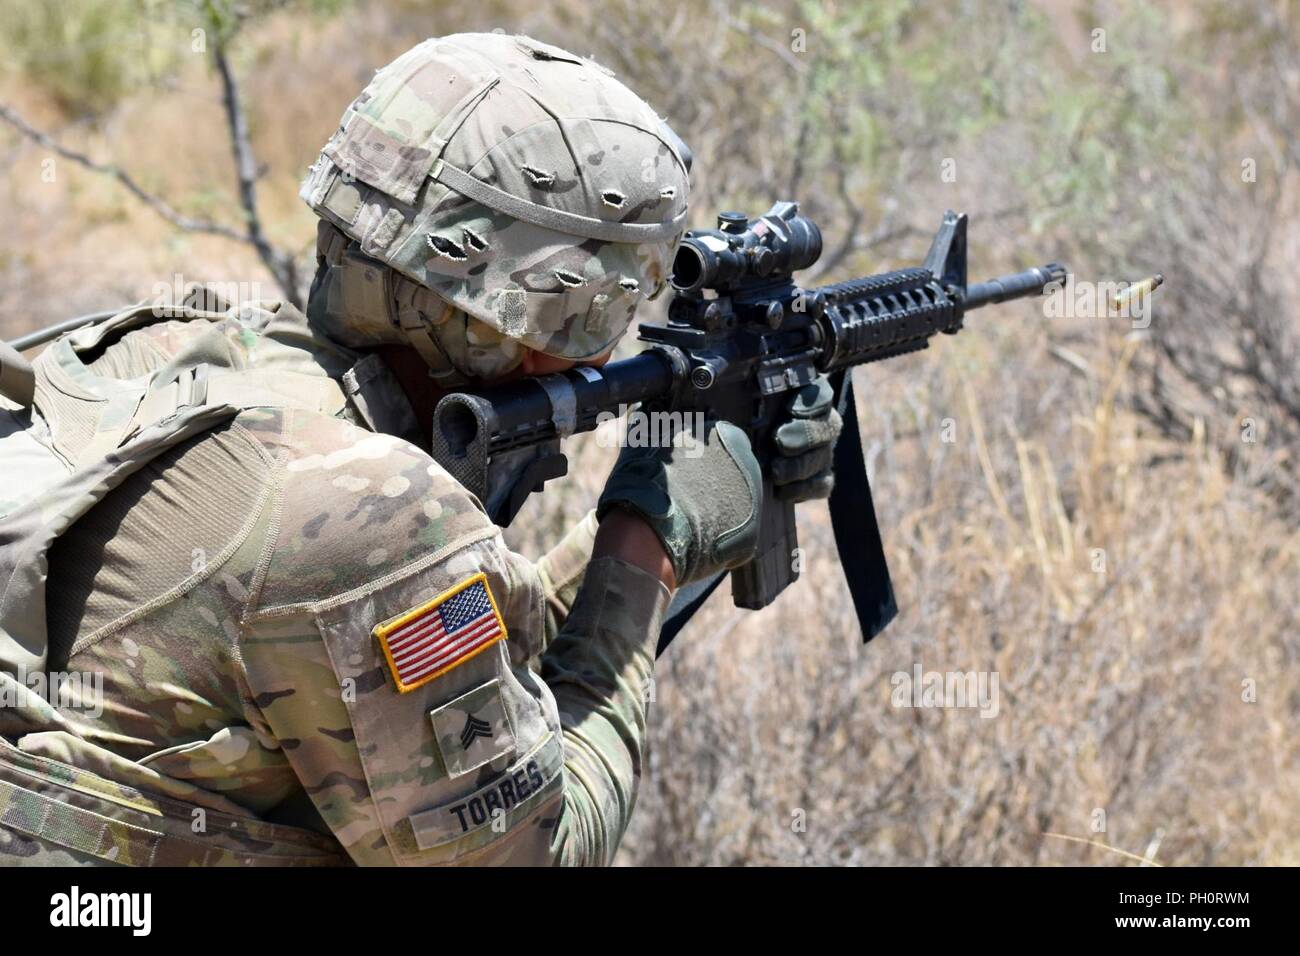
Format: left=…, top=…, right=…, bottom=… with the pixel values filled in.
left=391, top=280, right=473, bottom=389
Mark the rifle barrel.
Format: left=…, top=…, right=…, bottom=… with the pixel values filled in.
left=964, top=263, right=1066, bottom=311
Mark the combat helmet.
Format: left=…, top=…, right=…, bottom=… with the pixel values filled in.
left=301, top=31, right=691, bottom=384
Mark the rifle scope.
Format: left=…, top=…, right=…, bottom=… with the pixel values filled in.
left=670, top=201, right=822, bottom=292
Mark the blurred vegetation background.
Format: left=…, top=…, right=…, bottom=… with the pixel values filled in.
left=1, top=0, right=1295, bottom=864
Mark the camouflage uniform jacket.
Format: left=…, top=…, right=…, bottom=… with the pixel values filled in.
left=0, top=295, right=668, bottom=866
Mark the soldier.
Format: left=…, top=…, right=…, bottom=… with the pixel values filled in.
left=0, top=32, right=839, bottom=865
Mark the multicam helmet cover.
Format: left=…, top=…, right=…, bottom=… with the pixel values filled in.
left=301, top=32, right=691, bottom=371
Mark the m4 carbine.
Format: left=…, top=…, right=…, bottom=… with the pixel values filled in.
left=429, top=203, right=1065, bottom=651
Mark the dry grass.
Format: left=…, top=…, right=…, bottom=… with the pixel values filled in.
left=1, top=0, right=1295, bottom=865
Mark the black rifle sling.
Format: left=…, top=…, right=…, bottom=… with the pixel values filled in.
left=827, top=368, right=898, bottom=641
left=656, top=369, right=897, bottom=656
left=656, top=572, right=725, bottom=658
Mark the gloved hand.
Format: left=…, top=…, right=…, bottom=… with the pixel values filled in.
left=596, top=418, right=762, bottom=586
left=770, top=376, right=842, bottom=502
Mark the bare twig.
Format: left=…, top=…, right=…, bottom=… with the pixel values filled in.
left=1042, top=831, right=1164, bottom=866
left=798, top=138, right=867, bottom=282
left=0, top=39, right=303, bottom=308
left=1048, top=344, right=1093, bottom=379
left=0, top=102, right=248, bottom=243
left=212, top=39, right=301, bottom=306
left=719, top=6, right=810, bottom=75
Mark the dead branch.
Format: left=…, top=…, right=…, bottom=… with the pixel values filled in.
left=0, top=102, right=249, bottom=244
left=212, top=39, right=301, bottom=306
left=0, top=41, right=304, bottom=309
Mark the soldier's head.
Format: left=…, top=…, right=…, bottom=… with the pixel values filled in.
left=300, top=32, right=691, bottom=388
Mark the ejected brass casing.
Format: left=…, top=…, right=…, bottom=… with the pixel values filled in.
left=1110, top=273, right=1164, bottom=313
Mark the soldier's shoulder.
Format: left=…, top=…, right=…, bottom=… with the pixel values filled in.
left=247, top=407, right=500, bottom=610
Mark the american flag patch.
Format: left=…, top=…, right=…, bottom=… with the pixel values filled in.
left=374, top=574, right=507, bottom=693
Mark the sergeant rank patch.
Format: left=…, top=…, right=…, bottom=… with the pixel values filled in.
left=428, top=677, right=517, bottom=777
left=374, top=573, right=507, bottom=693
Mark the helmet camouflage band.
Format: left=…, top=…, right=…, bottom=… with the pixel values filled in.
left=301, top=32, right=691, bottom=365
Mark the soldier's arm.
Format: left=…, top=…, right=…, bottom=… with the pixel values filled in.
left=235, top=423, right=673, bottom=865
left=533, top=509, right=599, bottom=649
left=531, top=510, right=673, bottom=865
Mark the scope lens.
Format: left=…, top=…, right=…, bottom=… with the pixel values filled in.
left=670, top=241, right=708, bottom=292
